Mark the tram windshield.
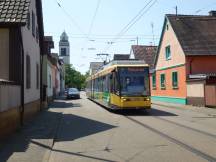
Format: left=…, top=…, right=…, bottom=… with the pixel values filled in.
left=119, top=67, right=150, bottom=96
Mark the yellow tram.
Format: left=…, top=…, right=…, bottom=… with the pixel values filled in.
left=86, top=60, right=151, bottom=110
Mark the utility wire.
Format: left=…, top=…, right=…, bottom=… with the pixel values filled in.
left=54, top=0, right=88, bottom=38
left=87, top=0, right=101, bottom=37
left=45, top=33, right=160, bottom=38
left=81, top=0, right=101, bottom=57
left=113, top=0, right=155, bottom=41
left=74, top=0, right=102, bottom=63
left=102, top=0, right=157, bottom=53
left=118, top=0, right=157, bottom=39
left=194, top=2, right=216, bottom=14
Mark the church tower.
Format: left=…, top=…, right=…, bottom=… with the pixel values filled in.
left=59, top=31, right=70, bottom=64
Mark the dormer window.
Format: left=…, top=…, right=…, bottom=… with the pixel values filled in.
left=165, top=45, right=171, bottom=60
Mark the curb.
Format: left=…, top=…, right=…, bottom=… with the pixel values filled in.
left=42, top=112, right=63, bottom=162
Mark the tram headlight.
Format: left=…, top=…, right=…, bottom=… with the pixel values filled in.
left=121, top=98, right=129, bottom=102
left=144, top=98, right=150, bottom=101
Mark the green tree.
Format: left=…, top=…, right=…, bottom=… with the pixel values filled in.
left=65, top=64, right=88, bottom=90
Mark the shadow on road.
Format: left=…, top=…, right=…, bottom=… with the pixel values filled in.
left=88, top=98, right=177, bottom=117
left=55, top=114, right=117, bottom=142
left=30, top=140, right=118, bottom=162
left=0, top=99, right=116, bottom=162
left=112, top=108, right=178, bottom=117
left=50, top=100, right=81, bottom=109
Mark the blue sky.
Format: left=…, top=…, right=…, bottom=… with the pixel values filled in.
left=42, top=0, right=216, bottom=74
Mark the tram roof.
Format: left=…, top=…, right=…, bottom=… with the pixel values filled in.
left=87, top=60, right=149, bottom=80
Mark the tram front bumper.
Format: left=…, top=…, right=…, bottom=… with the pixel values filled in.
left=120, top=97, right=151, bottom=109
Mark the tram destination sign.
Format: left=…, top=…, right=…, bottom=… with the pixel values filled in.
left=127, top=67, right=145, bottom=72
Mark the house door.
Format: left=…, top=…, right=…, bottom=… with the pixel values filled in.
left=205, top=85, right=216, bottom=107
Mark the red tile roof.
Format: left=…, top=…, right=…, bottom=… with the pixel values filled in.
left=131, top=45, right=157, bottom=69
left=167, top=14, right=216, bottom=55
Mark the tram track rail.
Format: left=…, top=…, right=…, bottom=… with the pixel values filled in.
left=153, top=116, right=216, bottom=139
left=125, top=116, right=216, bottom=162
left=89, top=98, right=216, bottom=161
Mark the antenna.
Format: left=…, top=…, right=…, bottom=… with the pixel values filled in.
left=151, top=22, right=155, bottom=46
left=175, top=6, right=178, bottom=16
left=136, top=36, right=139, bottom=45
left=96, top=53, right=109, bottom=63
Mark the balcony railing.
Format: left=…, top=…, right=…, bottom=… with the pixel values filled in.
left=0, top=79, right=21, bottom=112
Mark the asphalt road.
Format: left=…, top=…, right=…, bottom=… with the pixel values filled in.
left=48, top=92, right=216, bottom=162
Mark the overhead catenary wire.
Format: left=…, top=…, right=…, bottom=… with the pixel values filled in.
left=102, top=0, right=157, bottom=53
left=45, top=34, right=160, bottom=40
left=194, top=2, right=216, bottom=14
left=44, top=32, right=160, bottom=38
left=87, top=0, right=101, bottom=37
left=53, top=0, right=88, bottom=39
left=50, top=0, right=158, bottom=63
left=117, top=0, right=157, bottom=40
left=81, top=0, right=101, bottom=57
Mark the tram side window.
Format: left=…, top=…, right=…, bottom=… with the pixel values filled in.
left=93, top=79, right=95, bottom=91
left=94, top=79, right=97, bottom=92
left=99, top=77, right=103, bottom=92
left=105, top=75, right=109, bottom=92
left=110, top=73, right=114, bottom=93
left=102, top=77, right=105, bottom=92
left=111, top=72, right=120, bottom=95
left=102, top=76, right=105, bottom=92
left=115, top=74, right=120, bottom=95
left=97, top=78, right=100, bottom=92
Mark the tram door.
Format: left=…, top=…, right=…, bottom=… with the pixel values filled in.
left=91, top=79, right=94, bottom=99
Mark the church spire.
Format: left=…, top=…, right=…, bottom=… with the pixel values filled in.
left=59, top=31, right=70, bottom=64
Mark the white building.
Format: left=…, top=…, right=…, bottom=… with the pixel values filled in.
left=0, top=0, right=44, bottom=137
left=59, top=31, right=70, bottom=64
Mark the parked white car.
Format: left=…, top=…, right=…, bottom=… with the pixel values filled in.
left=66, top=88, right=80, bottom=99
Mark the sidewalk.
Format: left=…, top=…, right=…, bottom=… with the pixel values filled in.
left=0, top=101, right=64, bottom=162
left=152, top=100, right=216, bottom=116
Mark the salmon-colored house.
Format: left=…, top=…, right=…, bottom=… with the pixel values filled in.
left=151, top=11, right=216, bottom=105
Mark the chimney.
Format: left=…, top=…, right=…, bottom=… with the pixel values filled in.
left=209, top=10, right=216, bottom=16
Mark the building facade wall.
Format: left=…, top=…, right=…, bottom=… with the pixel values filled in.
left=52, top=65, right=56, bottom=97
left=22, top=0, right=41, bottom=105
left=186, top=56, right=216, bottom=75
left=0, top=84, right=21, bottom=112
left=151, top=65, right=187, bottom=104
left=186, top=80, right=205, bottom=106
left=42, top=55, right=48, bottom=85
left=56, top=68, right=60, bottom=95
left=152, top=19, right=187, bottom=104
left=156, top=21, right=185, bottom=71
left=0, top=106, right=20, bottom=139
left=47, top=62, right=53, bottom=97
left=0, top=29, right=9, bottom=80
